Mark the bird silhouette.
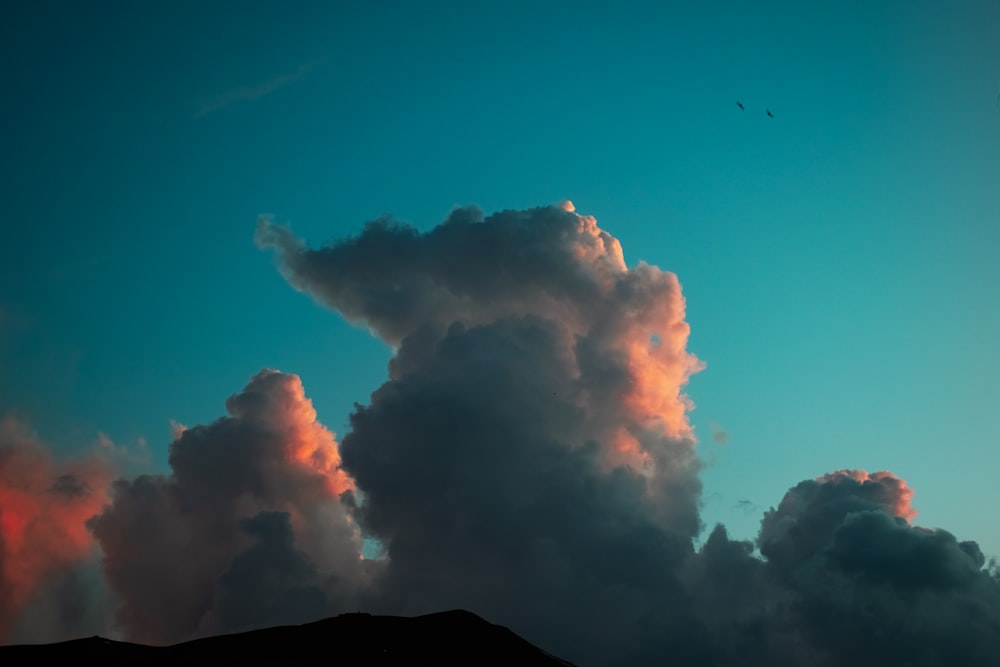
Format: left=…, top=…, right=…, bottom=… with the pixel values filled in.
left=736, top=101, right=745, bottom=110
left=766, top=108, right=774, bottom=118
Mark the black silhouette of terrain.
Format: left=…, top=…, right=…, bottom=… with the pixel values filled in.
left=0, top=609, right=577, bottom=665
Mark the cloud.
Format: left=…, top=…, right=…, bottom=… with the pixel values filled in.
left=709, top=421, right=729, bottom=444
left=688, top=470, right=1000, bottom=666
left=0, top=418, right=113, bottom=643
left=734, top=499, right=757, bottom=513
left=758, top=468, right=917, bottom=571
left=258, top=203, right=710, bottom=662
left=200, top=511, right=329, bottom=634
left=258, top=204, right=1000, bottom=665
left=94, top=432, right=152, bottom=479
left=192, top=59, right=323, bottom=119
left=5, top=202, right=1000, bottom=664
left=88, top=370, right=368, bottom=644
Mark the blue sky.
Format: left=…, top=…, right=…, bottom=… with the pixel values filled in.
left=2, top=0, right=1000, bottom=564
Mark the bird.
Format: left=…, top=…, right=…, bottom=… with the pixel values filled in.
left=736, top=100, right=745, bottom=110
left=766, top=108, right=774, bottom=118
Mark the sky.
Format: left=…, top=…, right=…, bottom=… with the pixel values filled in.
left=2, top=1, right=1000, bottom=663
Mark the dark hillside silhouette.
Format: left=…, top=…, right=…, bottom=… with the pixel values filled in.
left=0, top=610, right=576, bottom=666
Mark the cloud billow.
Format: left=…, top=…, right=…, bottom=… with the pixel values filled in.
left=689, top=470, right=1000, bottom=665
left=258, top=203, right=1000, bottom=665
left=258, top=202, right=706, bottom=662
left=88, top=370, right=367, bottom=645
left=6, top=202, right=999, bottom=664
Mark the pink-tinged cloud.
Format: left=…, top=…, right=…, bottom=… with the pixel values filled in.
left=817, top=468, right=916, bottom=521
left=257, top=203, right=706, bottom=663
left=0, top=418, right=112, bottom=642
left=89, top=370, right=366, bottom=645
left=758, top=468, right=919, bottom=572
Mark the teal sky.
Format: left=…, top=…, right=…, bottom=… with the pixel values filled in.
left=2, top=0, right=999, bottom=558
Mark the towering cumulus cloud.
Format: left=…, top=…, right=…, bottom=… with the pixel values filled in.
left=258, top=203, right=1000, bottom=666
left=89, top=370, right=367, bottom=645
left=257, top=202, right=707, bottom=662
left=0, top=419, right=112, bottom=643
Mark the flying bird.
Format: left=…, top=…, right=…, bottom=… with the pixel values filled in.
left=766, top=108, right=774, bottom=118
left=736, top=100, right=745, bottom=110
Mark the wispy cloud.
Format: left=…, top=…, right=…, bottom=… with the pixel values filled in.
left=709, top=421, right=729, bottom=444
left=192, top=58, right=323, bottom=119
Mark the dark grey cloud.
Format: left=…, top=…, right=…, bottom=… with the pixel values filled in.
left=340, top=316, right=695, bottom=664
left=202, top=511, right=328, bottom=635
left=49, top=473, right=91, bottom=499
left=259, top=204, right=1000, bottom=666
left=258, top=203, right=706, bottom=664
left=687, top=471, right=1000, bottom=666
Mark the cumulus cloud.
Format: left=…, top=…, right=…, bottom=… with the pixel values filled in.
left=258, top=204, right=1000, bottom=665
left=0, top=418, right=113, bottom=643
left=256, top=203, right=703, bottom=483
left=5, top=202, right=1000, bottom=666
left=201, top=511, right=328, bottom=634
left=257, top=203, right=707, bottom=662
left=88, top=370, right=368, bottom=645
left=689, top=469, right=1000, bottom=666
left=758, top=468, right=918, bottom=572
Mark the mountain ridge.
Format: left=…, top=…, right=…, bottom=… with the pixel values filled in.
left=1, top=609, right=578, bottom=666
